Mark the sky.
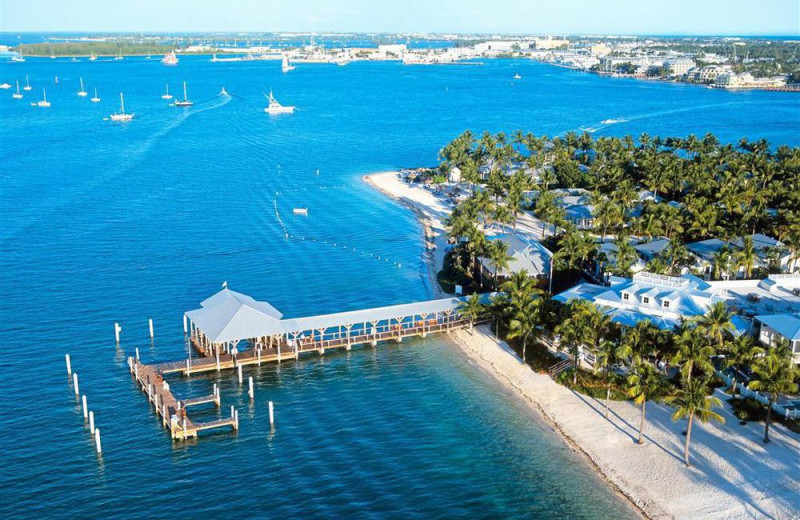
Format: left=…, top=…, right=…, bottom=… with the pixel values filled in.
left=1, top=0, right=799, bottom=36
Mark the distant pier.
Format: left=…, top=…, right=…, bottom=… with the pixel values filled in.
left=129, top=288, right=480, bottom=441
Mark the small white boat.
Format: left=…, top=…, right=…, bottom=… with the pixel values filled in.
left=173, top=81, right=193, bottom=107
left=281, top=54, right=295, bottom=73
left=211, top=53, right=219, bottom=62
left=54, top=76, right=59, bottom=84
left=77, top=77, right=88, bottom=97
left=114, top=51, right=123, bottom=60
left=89, top=52, right=97, bottom=61
left=162, top=51, right=178, bottom=66
left=146, top=53, right=152, bottom=60
left=23, top=75, right=32, bottom=91
left=110, top=92, right=134, bottom=121
left=90, top=88, right=100, bottom=102
left=71, top=57, right=79, bottom=62
left=35, top=88, right=50, bottom=107
left=11, top=49, right=24, bottom=62
left=264, top=90, right=294, bottom=114
left=50, top=52, right=56, bottom=59
left=12, top=81, right=23, bottom=99
left=161, top=83, right=173, bottom=100
left=513, top=73, right=522, bottom=80
left=293, top=208, right=308, bottom=215
left=0, top=83, right=10, bottom=89
left=219, top=86, right=229, bottom=96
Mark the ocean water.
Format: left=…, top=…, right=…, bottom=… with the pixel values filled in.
left=0, top=56, right=798, bottom=519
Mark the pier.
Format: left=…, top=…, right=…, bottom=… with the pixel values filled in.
left=130, top=288, right=481, bottom=441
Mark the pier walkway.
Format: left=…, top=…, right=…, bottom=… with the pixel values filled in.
left=130, top=288, right=484, bottom=441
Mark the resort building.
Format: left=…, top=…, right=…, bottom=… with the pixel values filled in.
left=479, top=233, right=552, bottom=283
left=633, top=238, right=671, bottom=263
left=708, top=274, right=800, bottom=317
left=664, top=58, right=696, bottom=76
left=551, top=188, right=594, bottom=229
left=755, top=313, right=800, bottom=365
left=686, top=234, right=793, bottom=279
left=554, top=271, right=739, bottom=331
left=594, top=240, right=647, bottom=279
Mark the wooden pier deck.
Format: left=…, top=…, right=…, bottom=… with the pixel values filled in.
left=128, top=290, right=483, bottom=442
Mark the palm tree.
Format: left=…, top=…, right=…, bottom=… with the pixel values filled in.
left=747, top=352, right=799, bottom=443
left=501, top=270, right=538, bottom=308
left=457, top=294, right=484, bottom=331
left=620, top=319, right=658, bottom=366
left=627, top=361, right=668, bottom=444
left=671, top=326, right=715, bottom=382
left=508, top=298, right=542, bottom=364
left=735, top=235, right=758, bottom=279
left=487, top=239, right=511, bottom=289
left=711, top=246, right=734, bottom=280
left=665, top=377, right=725, bottom=466
left=554, top=300, right=593, bottom=385
left=695, top=301, right=733, bottom=353
left=596, top=339, right=624, bottom=418
left=723, top=334, right=763, bottom=394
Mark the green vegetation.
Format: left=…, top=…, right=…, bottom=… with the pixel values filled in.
left=17, top=42, right=173, bottom=56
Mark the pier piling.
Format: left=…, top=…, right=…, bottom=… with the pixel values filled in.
left=269, top=401, right=274, bottom=427
left=73, top=373, right=79, bottom=396
left=183, top=314, right=187, bottom=334
left=94, top=428, right=102, bottom=454
left=248, top=376, right=254, bottom=400
left=114, top=322, right=121, bottom=343
left=82, top=395, right=88, bottom=419
left=149, top=318, right=154, bottom=339
left=238, top=364, right=243, bottom=384
left=135, top=347, right=140, bottom=361
left=65, top=354, right=71, bottom=375
left=89, top=410, right=95, bottom=434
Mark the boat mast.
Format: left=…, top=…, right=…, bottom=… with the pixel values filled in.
left=120, top=92, right=125, bottom=114
left=183, top=81, right=188, bottom=101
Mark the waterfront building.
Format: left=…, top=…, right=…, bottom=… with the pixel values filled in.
left=664, top=58, right=696, bottom=76
left=755, top=313, right=800, bottom=365
left=478, top=233, right=552, bottom=283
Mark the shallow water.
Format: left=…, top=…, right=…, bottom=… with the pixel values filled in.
left=1, top=55, right=797, bottom=518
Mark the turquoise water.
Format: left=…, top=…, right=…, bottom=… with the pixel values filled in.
left=1, top=55, right=798, bottom=518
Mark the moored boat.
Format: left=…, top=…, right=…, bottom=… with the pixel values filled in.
left=110, top=92, right=134, bottom=121
left=173, top=81, right=193, bottom=107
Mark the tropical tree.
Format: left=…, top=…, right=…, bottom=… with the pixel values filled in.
left=747, top=351, right=799, bottom=443
left=621, top=319, right=659, bottom=366
left=596, top=338, right=624, bottom=418
left=508, top=298, right=542, bottom=364
left=694, top=301, right=734, bottom=353
left=487, top=239, right=511, bottom=290
left=723, top=334, right=763, bottom=394
left=735, top=235, right=758, bottom=278
left=665, top=377, right=725, bottom=466
left=627, top=361, right=668, bottom=444
left=671, top=326, right=715, bottom=382
left=554, top=300, right=594, bottom=385
left=457, top=294, right=485, bottom=331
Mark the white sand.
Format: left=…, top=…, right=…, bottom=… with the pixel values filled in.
left=451, top=325, right=800, bottom=520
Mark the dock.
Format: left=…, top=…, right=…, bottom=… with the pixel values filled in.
left=129, top=289, right=483, bottom=441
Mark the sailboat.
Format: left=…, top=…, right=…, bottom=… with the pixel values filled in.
left=281, top=54, right=295, bottom=73
left=0, top=82, right=10, bottom=89
left=173, top=81, right=193, bottom=107
left=12, top=81, right=23, bottom=99
left=161, top=83, right=173, bottom=100
left=34, top=88, right=50, bottom=107
left=11, top=48, right=24, bottom=62
left=264, top=90, right=294, bottom=114
left=90, top=88, right=101, bottom=102
left=513, top=73, right=522, bottom=80
left=110, top=92, right=134, bottom=121
left=146, top=53, right=152, bottom=60
left=23, top=75, right=32, bottom=91
left=89, top=52, right=97, bottom=61
left=161, top=51, right=178, bottom=66
left=115, top=51, right=123, bottom=60
left=77, top=77, right=88, bottom=97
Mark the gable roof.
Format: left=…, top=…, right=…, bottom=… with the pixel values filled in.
left=756, top=313, right=800, bottom=340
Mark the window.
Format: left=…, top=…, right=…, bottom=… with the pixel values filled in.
left=643, top=297, right=650, bottom=304
left=663, top=300, right=670, bottom=308
left=622, top=293, right=629, bottom=300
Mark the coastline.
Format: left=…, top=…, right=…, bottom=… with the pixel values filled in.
left=363, top=171, right=450, bottom=298
left=364, top=170, right=800, bottom=520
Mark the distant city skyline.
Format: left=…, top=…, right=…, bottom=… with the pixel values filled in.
left=2, top=0, right=799, bottom=36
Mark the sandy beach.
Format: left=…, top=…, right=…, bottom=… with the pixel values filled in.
left=451, top=325, right=800, bottom=520
left=365, top=171, right=800, bottom=520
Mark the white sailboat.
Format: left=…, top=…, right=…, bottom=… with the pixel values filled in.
left=91, top=88, right=101, bottom=102
left=264, top=90, right=294, bottom=114
left=0, top=82, right=10, bottom=89
left=77, top=77, right=88, bottom=97
left=281, top=54, right=295, bottom=73
left=513, top=73, right=522, bottom=80
left=11, top=48, right=24, bottom=62
left=110, top=92, right=134, bottom=121
left=34, top=88, right=50, bottom=107
left=89, top=52, right=97, bottom=61
left=173, top=81, right=193, bottom=107
left=23, top=75, right=32, bottom=91
left=12, top=81, right=23, bottom=99
left=161, top=83, right=173, bottom=100
left=115, top=51, right=123, bottom=60
left=161, top=51, right=178, bottom=66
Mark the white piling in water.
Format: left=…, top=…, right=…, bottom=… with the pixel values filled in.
left=148, top=318, right=154, bottom=339
left=82, top=395, right=88, bottom=419
left=94, top=428, right=102, bottom=453
left=135, top=347, right=140, bottom=361
left=234, top=410, right=239, bottom=428
left=216, top=351, right=220, bottom=371
left=183, top=314, right=187, bottom=334
left=65, top=354, right=71, bottom=375
left=73, top=373, right=79, bottom=395
left=230, top=405, right=234, bottom=419
left=89, top=410, right=95, bottom=434
left=248, top=376, right=254, bottom=400
left=238, top=364, right=243, bottom=383
left=114, top=323, right=121, bottom=343
left=268, top=400, right=274, bottom=427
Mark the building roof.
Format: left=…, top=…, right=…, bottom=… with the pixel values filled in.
left=480, top=233, right=552, bottom=277
left=755, top=313, right=800, bottom=341
left=634, top=238, right=671, bottom=259
left=686, top=238, right=731, bottom=262
left=187, top=290, right=485, bottom=344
